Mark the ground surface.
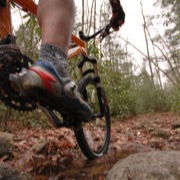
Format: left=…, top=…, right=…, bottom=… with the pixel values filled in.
left=0, top=112, right=180, bottom=179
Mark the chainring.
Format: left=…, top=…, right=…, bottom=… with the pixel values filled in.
left=0, top=44, right=37, bottom=111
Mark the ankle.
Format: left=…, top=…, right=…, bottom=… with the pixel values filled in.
left=39, top=44, right=69, bottom=77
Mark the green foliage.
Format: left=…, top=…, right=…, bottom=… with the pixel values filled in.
left=152, top=0, right=180, bottom=87
left=133, top=71, right=169, bottom=113
left=98, top=60, right=179, bottom=118
left=155, top=0, right=180, bottom=48
left=15, top=16, right=41, bottom=60
left=167, top=85, right=180, bottom=114
left=68, top=56, right=82, bottom=81
left=100, top=61, right=136, bottom=119
left=0, top=102, right=49, bottom=128
left=68, top=42, right=136, bottom=119
left=68, top=42, right=179, bottom=119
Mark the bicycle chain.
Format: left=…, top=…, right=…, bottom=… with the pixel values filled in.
left=0, top=44, right=36, bottom=111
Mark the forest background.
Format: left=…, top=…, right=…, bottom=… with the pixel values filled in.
left=1, top=0, right=179, bottom=124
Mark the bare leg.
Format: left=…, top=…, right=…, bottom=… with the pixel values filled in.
left=35, top=0, right=75, bottom=77
left=37, top=0, right=75, bottom=54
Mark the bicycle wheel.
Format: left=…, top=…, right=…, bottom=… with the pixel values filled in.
left=74, top=74, right=111, bottom=159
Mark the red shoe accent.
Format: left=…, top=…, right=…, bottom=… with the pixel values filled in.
left=30, top=67, right=58, bottom=93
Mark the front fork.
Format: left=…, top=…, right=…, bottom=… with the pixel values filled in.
left=78, top=56, right=106, bottom=117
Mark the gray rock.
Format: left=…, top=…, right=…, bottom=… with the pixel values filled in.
left=107, top=151, right=180, bottom=180
left=172, top=121, right=180, bottom=129
left=175, top=128, right=180, bottom=134
left=0, top=165, right=31, bottom=180
left=0, top=132, right=14, bottom=141
left=149, top=138, right=164, bottom=148
left=32, top=137, right=47, bottom=153
left=0, top=132, right=14, bottom=157
left=151, top=129, right=170, bottom=139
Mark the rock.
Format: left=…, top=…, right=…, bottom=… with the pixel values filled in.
left=32, top=137, right=47, bottom=153
left=169, top=141, right=180, bottom=150
left=151, top=129, right=170, bottom=139
left=175, top=128, right=180, bottom=134
left=0, top=132, right=14, bottom=157
left=0, top=132, right=14, bottom=141
left=0, top=138, right=12, bottom=157
left=172, top=121, right=180, bottom=129
left=149, top=138, right=165, bottom=149
left=133, top=122, right=155, bottom=132
left=107, top=151, right=180, bottom=180
left=120, top=142, right=152, bottom=153
left=0, top=165, right=31, bottom=180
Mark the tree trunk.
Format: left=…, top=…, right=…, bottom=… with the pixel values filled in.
left=82, top=0, right=85, bottom=32
left=140, top=2, right=155, bottom=88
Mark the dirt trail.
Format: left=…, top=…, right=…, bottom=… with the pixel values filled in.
left=0, top=112, right=180, bottom=179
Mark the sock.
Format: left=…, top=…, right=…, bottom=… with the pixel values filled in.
left=39, top=44, right=69, bottom=77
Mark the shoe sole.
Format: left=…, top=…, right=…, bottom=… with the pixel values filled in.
left=26, top=88, right=92, bottom=122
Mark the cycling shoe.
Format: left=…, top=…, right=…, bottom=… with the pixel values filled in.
left=9, top=60, right=93, bottom=122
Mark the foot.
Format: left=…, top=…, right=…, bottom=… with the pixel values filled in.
left=9, top=60, right=93, bottom=122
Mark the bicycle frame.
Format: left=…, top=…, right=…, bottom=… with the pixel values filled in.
left=0, top=1, right=111, bottom=160
left=0, top=0, right=87, bottom=60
